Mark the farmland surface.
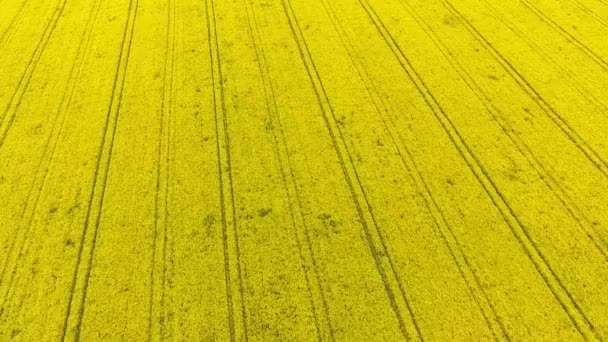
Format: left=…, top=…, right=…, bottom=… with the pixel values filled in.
left=1, top=0, right=608, bottom=340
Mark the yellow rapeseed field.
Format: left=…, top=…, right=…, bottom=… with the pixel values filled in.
left=1, top=0, right=608, bottom=340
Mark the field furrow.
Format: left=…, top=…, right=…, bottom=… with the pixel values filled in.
left=1, top=0, right=607, bottom=340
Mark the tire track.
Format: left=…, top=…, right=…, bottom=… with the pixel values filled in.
left=0, top=0, right=68, bottom=149
left=0, top=0, right=31, bottom=50
left=443, top=1, right=608, bottom=182
left=477, top=0, right=608, bottom=116
left=520, top=0, right=608, bottom=72
left=242, top=1, right=333, bottom=340
left=204, top=0, right=248, bottom=339
left=279, top=0, right=423, bottom=339
left=60, top=0, right=139, bottom=338
left=358, top=0, right=600, bottom=339
left=318, top=0, right=511, bottom=340
left=0, top=0, right=104, bottom=311
left=149, top=0, right=176, bottom=338
left=399, top=0, right=608, bottom=260
left=565, top=0, right=608, bottom=29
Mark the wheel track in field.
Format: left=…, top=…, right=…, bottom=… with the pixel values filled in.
left=60, top=0, right=139, bottom=338
left=444, top=1, right=608, bottom=182
left=477, top=0, right=608, bottom=117
left=149, top=0, right=177, bottom=338
left=564, top=0, right=608, bottom=29
left=520, top=0, right=608, bottom=72
left=318, top=0, right=513, bottom=339
left=0, top=0, right=68, bottom=149
left=242, top=1, right=333, bottom=340
left=358, top=0, right=600, bottom=339
left=0, top=0, right=31, bottom=50
left=399, top=0, right=608, bottom=261
left=447, top=0, right=608, bottom=178
left=0, top=0, right=104, bottom=314
left=205, top=0, right=248, bottom=339
left=280, top=0, right=425, bottom=339
left=320, top=0, right=607, bottom=336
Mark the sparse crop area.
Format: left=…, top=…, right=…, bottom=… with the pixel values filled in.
left=1, top=0, right=608, bottom=340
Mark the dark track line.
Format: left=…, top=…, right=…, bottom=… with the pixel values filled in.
left=204, top=3, right=234, bottom=340
left=442, top=3, right=605, bottom=337
left=360, top=0, right=599, bottom=339
left=0, top=0, right=104, bottom=313
left=521, top=0, right=608, bottom=72
left=242, top=2, right=331, bottom=340
left=248, top=5, right=336, bottom=339
left=478, top=0, right=608, bottom=116
left=316, top=0, right=508, bottom=340
left=473, top=0, right=608, bottom=248
left=279, top=0, right=424, bottom=339
left=444, top=1, right=608, bottom=182
left=211, top=0, right=249, bottom=336
left=205, top=0, right=248, bottom=339
left=74, top=1, right=139, bottom=333
left=0, top=0, right=68, bottom=149
left=160, top=0, right=177, bottom=338
left=149, top=0, right=176, bottom=338
left=401, top=0, right=608, bottom=262
left=566, top=0, right=608, bottom=29
left=0, top=0, right=31, bottom=50
left=0, top=0, right=69, bottom=288
left=60, top=0, right=139, bottom=339
left=358, top=0, right=503, bottom=244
